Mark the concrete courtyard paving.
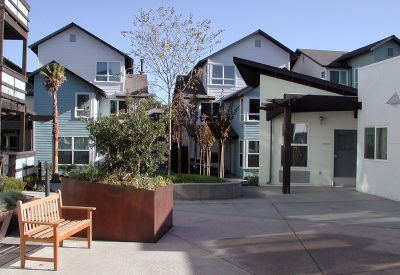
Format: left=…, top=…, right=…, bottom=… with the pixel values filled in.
left=1, top=185, right=400, bottom=274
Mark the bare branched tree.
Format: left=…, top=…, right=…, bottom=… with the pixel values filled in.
left=122, top=7, right=223, bottom=175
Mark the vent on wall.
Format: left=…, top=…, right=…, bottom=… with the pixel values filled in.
left=70, top=34, right=77, bottom=42
left=255, top=39, right=261, bottom=48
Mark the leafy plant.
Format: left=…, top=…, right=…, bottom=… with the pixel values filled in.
left=0, top=176, right=25, bottom=192
left=245, top=169, right=259, bottom=186
left=0, top=191, right=27, bottom=211
left=68, top=165, right=105, bottom=182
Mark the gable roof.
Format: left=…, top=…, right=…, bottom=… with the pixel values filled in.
left=295, top=49, right=350, bottom=68
left=28, top=61, right=108, bottom=98
left=29, top=22, right=133, bottom=66
left=194, top=29, right=297, bottom=69
left=233, top=57, right=357, bottom=96
left=336, top=35, right=400, bottom=62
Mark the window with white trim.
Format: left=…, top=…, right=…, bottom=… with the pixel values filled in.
left=58, top=137, right=90, bottom=165
left=2, top=133, right=18, bottom=150
left=330, top=70, right=347, bottom=85
left=364, top=127, right=388, bottom=160
left=240, top=97, right=260, bottom=121
left=281, top=123, right=308, bottom=167
left=239, top=140, right=259, bottom=168
left=110, top=100, right=127, bottom=114
left=354, top=68, right=359, bottom=88
left=96, top=61, right=121, bottom=82
left=200, top=102, right=219, bottom=117
left=209, top=64, right=235, bottom=85
left=321, top=71, right=325, bottom=79
left=75, top=93, right=92, bottom=118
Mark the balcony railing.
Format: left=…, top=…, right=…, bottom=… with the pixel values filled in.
left=0, top=65, right=27, bottom=101
left=4, top=0, right=29, bottom=28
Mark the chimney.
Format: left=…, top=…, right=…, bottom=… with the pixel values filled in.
left=140, top=58, right=144, bottom=75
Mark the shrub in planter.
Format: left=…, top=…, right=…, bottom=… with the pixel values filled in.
left=62, top=98, right=173, bottom=242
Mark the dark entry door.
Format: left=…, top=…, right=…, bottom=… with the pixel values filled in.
left=333, top=129, right=357, bottom=186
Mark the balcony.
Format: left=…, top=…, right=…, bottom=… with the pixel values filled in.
left=1, top=0, right=29, bottom=32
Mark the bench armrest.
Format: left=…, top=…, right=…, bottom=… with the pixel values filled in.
left=61, top=206, right=96, bottom=211
left=23, top=220, right=62, bottom=226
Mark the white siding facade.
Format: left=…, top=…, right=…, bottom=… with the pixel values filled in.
left=357, top=56, right=400, bottom=201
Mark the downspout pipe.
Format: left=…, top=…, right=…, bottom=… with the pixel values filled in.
left=267, top=118, right=273, bottom=184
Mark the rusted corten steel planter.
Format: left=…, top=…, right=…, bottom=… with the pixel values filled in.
left=61, top=178, right=173, bottom=243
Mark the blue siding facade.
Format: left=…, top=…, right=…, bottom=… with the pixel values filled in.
left=33, top=71, right=98, bottom=164
left=228, top=88, right=260, bottom=178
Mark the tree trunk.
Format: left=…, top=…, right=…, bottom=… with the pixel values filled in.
left=207, top=149, right=211, bottom=176
left=199, top=149, right=203, bottom=175
left=188, top=138, right=191, bottom=174
left=218, top=140, right=225, bottom=178
left=52, top=92, right=59, bottom=181
left=177, top=138, right=182, bottom=174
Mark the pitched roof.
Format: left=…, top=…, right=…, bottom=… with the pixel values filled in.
left=336, top=35, right=400, bottom=62
left=28, top=61, right=108, bottom=98
left=116, top=74, right=149, bottom=98
left=295, top=49, right=350, bottom=68
left=174, top=74, right=207, bottom=96
left=194, top=29, right=297, bottom=69
left=222, top=86, right=255, bottom=102
left=233, top=57, right=357, bottom=96
left=29, top=22, right=133, bottom=66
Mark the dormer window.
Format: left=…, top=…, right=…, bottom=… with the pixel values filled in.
left=70, top=34, right=77, bottom=42
left=96, top=61, right=121, bottom=82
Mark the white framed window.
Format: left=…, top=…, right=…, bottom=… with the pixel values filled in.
left=330, top=70, right=347, bottom=85
left=70, top=34, right=77, bottom=42
left=354, top=68, right=359, bottom=88
left=388, top=47, right=394, bottom=57
left=240, top=97, right=260, bottom=121
left=321, top=71, right=325, bottom=79
left=110, top=100, right=127, bottom=114
left=364, top=127, right=388, bottom=160
left=58, top=136, right=90, bottom=165
left=255, top=39, right=261, bottom=48
left=239, top=140, right=259, bottom=168
left=281, top=123, right=308, bottom=167
left=75, top=93, right=92, bottom=118
left=96, top=61, right=121, bottom=82
left=209, top=64, right=235, bottom=85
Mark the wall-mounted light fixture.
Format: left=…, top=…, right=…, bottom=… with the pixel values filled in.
left=319, top=116, right=324, bottom=125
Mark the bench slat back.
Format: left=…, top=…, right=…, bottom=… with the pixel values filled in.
left=17, top=192, right=62, bottom=232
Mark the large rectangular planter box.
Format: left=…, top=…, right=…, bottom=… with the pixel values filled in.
left=61, top=178, right=173, bottom=243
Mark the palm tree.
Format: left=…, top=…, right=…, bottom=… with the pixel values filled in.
left=40, top=63, right=67, bottom=181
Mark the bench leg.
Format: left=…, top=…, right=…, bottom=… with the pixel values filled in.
left=20, top=237, right=26, bottom=268
left=53, top=228, right=59, bottom=271
left=59, top=240, right=64, bottom=247
left=87, top=225, right=92, bottom=249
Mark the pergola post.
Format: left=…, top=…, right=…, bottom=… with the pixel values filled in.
left=282, top=102, right=292, bottom=194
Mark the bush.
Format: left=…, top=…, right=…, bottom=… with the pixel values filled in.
left=23, top=175, right=38, bottom=190
left=68, top=165, right=172, bottom=191
left=0, top=191, right=27, bottom=211
left=0, top=176, right=25, bottom=192
left=245, top=169, right=259, bottom=186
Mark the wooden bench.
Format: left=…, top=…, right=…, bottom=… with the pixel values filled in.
left=16, top=190, right=96, bottom=270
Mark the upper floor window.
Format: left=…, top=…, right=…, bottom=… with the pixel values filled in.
left=110, top=100, right=127, bottom=114
left=364, top=127, right=388, bottom=160
left=330, top=70, right=347, bottom=85
left=240, top=98, right=260, bottom=121
left=255, top=39, right=261, bottom=48
left=209, top=64, right=235, bottom=85
left=354, top=68, right=359, bottom=88
left=70, top=34, right=77, bottom=42
left=96, top=62, right=121, bottom=82
left=75, top=93, right=92, bottom=118
left=388, top=47, right=394, bottom=57
left=2, top=133, right=18, bottom=150
left=321, top=71, right=325, bottom=79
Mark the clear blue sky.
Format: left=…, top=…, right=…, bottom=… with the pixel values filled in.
left=6, top=0, right=400, bottom=75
